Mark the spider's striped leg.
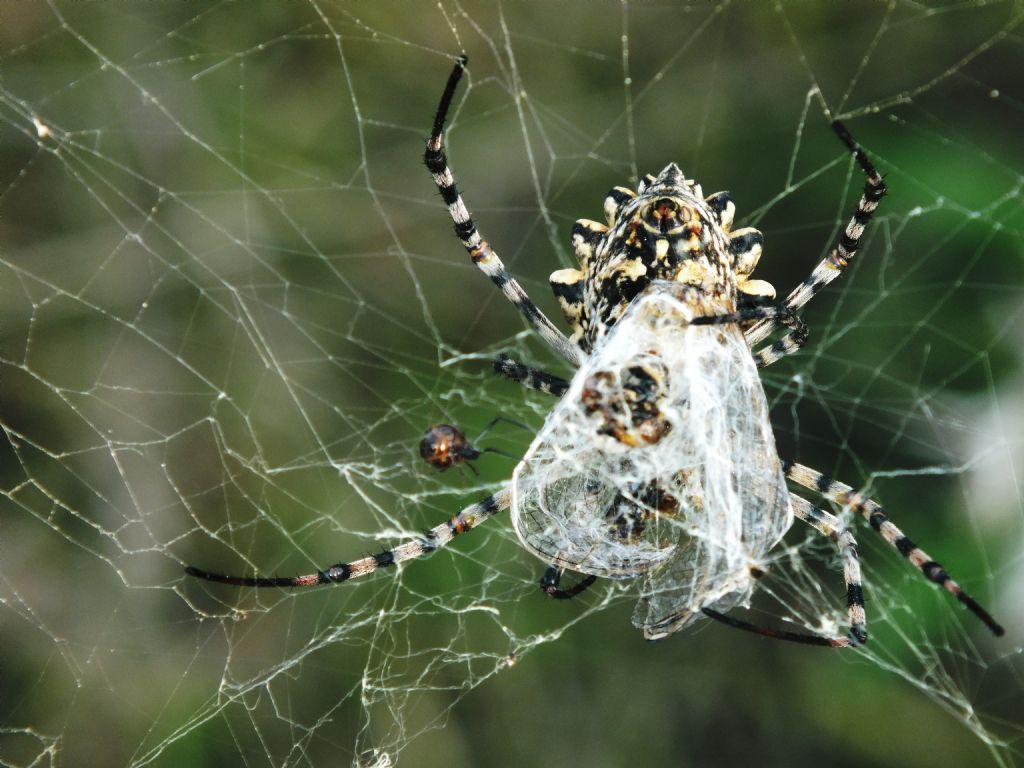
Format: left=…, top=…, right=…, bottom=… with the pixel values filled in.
left=494, top=354, right=570, bottom=397
left=752, top=312, right=809, bottom=369
left=784, top=461, right=1005, bottom=636
left=690, top=304, right=806, bottom=331
left=185, top=488, right=511, bottom=588
left=701, top=608, right=851, bottom=648
left=701, top=495, right=863, bottom=649
left=745, top=120, right=888, bottom=362
left=789, top=494, right=866, bottom=645
left=450, top=415, right=533, bottom=464
left=690, top=304, right=810, bottom=369
left=473, top=414, right=532, bottom=442
left=424, top=56, right=581, bottom=367
left=540, top=564, right=598, bottom=600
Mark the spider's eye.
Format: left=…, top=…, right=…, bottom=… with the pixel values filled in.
left=643, top=197, right=689, bottom=234
left=652, top=198, right=679, bottom=219
left=644, top=197, right=682, bottom=220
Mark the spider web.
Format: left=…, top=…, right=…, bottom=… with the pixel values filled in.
left=2, top=2, right=1023, bottom=766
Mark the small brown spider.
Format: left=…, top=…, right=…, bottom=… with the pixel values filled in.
left=419, top=424, right=482, bottom=471
left=419, top=417, right=528, bottom=472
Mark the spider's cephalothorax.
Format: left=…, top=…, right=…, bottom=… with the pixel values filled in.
left=551, top=163, right=777, bottom=352
left=186, top=55, right=1005, bottom=649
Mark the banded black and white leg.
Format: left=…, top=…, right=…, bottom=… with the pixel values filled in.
left=745, top=120, right=888, bottom=368
left=494, top=353, right=570, bottom=397
left=749, top=311, right=810, bottom=369
left=785, top=461, right=1005, bottom=636
left=425, top=56, right=581, bottom=368
left=186, top=488, right=511, bottom=588
left=699, top=493, right=864, bottom=648
left=789, top=494, right=866, bottom=645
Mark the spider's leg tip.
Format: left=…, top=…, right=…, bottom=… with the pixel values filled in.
left=848, top=626, right=869, bottom=646
left=457, top=53, right=468, bottom=66
left=979, top=610, right=1006, bottom=637
left=957, top=591, right=1005, bottom=636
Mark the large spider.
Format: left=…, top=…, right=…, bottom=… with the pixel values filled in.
left=186, top=55, right=1004, bottom=647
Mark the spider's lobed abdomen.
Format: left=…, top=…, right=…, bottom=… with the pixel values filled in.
left=551, top=164, right=777, bottom=352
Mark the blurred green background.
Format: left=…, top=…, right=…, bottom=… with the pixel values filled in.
left=1, top=2, right=1022, bottom=766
